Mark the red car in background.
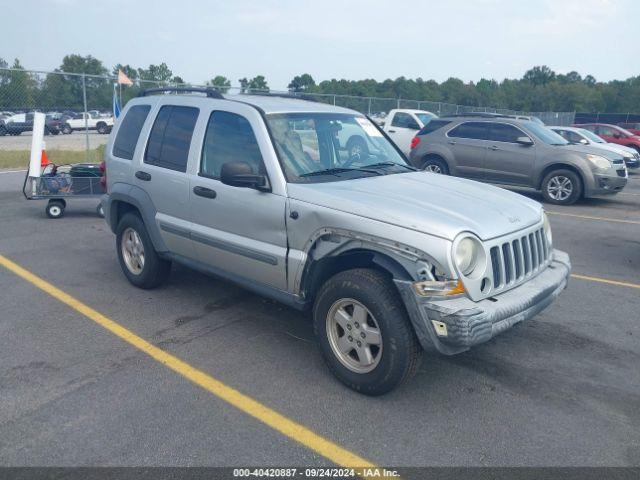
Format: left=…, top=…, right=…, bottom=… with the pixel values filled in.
left=574, top=123, right=640, bottom=154
left=619, top=123, right=640, bottom=136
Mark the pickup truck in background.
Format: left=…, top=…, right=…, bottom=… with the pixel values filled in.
left=381, top=109, right=438, bottom=155
left=337, top=109, right=437, bottom=158
left=62, top=112, right=114, bottom=134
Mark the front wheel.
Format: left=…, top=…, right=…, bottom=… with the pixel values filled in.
left=116, top=212, right=171, bottom=289
left=62, top=124, right=72, bottom=134
left=313, top=268, right=422, bottom=395
left=96, top=122, right=108, bottom=134
left=541, top=169, right=582, bottom=205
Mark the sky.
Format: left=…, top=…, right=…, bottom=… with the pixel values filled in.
left=4, top=0, right=638, bottom=90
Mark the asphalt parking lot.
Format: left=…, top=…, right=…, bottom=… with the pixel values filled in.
left=0, top=169, right=638, bottom=470
left=0, top=131, right=108, bottom=151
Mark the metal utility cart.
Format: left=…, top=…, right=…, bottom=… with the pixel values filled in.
left=23, top=163, right=106, bottom=219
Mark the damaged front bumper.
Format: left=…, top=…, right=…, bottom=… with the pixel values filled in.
left=395, top=250, right=571, bottom=355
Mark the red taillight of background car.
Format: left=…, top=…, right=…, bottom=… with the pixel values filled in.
left=410, top=136, right=421, bottom=149
left=99, top=160, right=107, bottom=190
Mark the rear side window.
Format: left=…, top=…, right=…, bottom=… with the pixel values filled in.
left=448, top=122, right=488, bottom=140
left=145, top=105, right=199, bottom=172
left=200, top=111, right=264, bottom=179
left=113, top=105, right=151, bottom=160
left=418, top=119, right=451, bottom=135
left=487, top=123, right=528, bottom=143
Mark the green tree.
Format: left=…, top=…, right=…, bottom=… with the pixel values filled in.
left=288, top=73, right=315, bottom=92
left=138, top=63, right=173, bottom=84
left=207, top=75, right=231, bottom=93
left=248, top=75, right=269, bottom=93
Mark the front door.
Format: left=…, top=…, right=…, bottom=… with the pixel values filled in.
left=483, top=122, right=536, bottom=186
left=386, top=112, right=420, bottom=155
left=189, top=109, right=288, bottom=291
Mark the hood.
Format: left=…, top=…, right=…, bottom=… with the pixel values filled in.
left=559, top=143, right=623, bottom=160
left=287, top=172, right=543, bottom=241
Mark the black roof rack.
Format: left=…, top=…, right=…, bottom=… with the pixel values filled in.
left=137, top=87, right=224, bottom=99
left=243, top=91, right=316, bottom=102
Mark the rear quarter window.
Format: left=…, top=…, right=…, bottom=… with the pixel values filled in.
left=417, top=119, right=451, bottom=136
left=112, top=105, right=151, bottom=160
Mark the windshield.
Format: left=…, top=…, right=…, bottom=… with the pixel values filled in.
left=415, top=112, right=437, bottom=125
left=266, top=113, right=411, bottom=183
left=525, top=122, right=568, bottom=145
left=578, top=128, right=605, bottom=143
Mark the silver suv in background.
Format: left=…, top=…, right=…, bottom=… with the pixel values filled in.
left=408, top=114, right=628, bottom=205
left=549, top=125, right=640, bottom=169
left=102, top=89, right=570, bottom=395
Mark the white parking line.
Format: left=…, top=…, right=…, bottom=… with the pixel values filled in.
left=0, top=169, right=27, bottom=174
left=547, top=211, right=640, bottom=225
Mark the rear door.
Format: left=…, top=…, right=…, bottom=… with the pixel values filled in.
left=483, top=122, right=536, bottom=186
left=135, top=104, right=200, bottom=259
left=445, top=121, right=488, bottom=179
left=188, top=105, right=288, bottom=291
left=386, top=112, right=420, bottom=155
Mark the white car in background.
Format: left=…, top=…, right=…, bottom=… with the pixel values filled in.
left=550, top=126, right=640, bottom=169
left=380, top=109, right=438, bottom=155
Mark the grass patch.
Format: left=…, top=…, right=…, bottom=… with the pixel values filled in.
left=0, top=145, right=105, bottom=170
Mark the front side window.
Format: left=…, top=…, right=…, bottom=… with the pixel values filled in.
left=487, top=123, right=529, bottom=143
left=201, top=111, right=265, bottom=179
left=145, top=105, right=199, bottom=172
left=578, top=128, right=605, bottom=143
left=266, top=113, right=411, bottom=183
left=113, top=105, right=151, bottom=160
left=448, top=122, right=488, bottom=140
left=391, top=112, right=413, bottom=128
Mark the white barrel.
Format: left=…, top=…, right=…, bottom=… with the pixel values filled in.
left=28, top=112, right=46, bottom=178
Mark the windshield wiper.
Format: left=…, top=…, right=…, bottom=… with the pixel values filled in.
left=366, top=162, right=418, bottom=171
left=300, top=167, right=382, bottom=177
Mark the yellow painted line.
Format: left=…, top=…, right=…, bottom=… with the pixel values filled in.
left=571, top=273, right=640, bottom=290
left=547, top=211, right=640, bottom=225
left=0, top=254, right=377, bottom=472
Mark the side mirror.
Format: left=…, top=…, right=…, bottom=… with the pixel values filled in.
left=516, top=136, right=534, bottom=146
left=579, top=138, right=588, bottom=144
left=220, top=161, right=269, bottom=191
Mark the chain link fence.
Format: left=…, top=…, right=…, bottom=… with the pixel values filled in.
left=1, top=67, right=578, bottom=170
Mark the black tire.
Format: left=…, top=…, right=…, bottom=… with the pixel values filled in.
left=421, top=156, right=449, bottom=174
left=96, top=122, right=108, bottom=134
left=313, top=268, right=422, bottom=395
left=0, top=125, right=6, bottom=136
left=96, top=203, right=105, bottom=218
left=541, top=169, right=582, bottom=205
left=116, top=212, right=171, bottom=289
left=62, top=124, right=72, bottom=134
left=346, top=136, right=369, bottom=159
left=46, top=200, right=65, bottom=219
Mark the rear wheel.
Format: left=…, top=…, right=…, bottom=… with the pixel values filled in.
left=541, top=169, right=582, bottom=205
left=46, top=200, right=65, bottom=219
left=0, top=125, right=6, bottom=136
left=116, top=212, right=171, bottom=289
left=421, top=156, right=449, bottom=174
left=96, top=203, right=105, bottom=218
left=62, top=124, right=72, bottom=134
left=313, top=268, right=422, bottom=395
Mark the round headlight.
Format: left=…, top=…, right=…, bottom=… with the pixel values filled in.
left=455, top=237, right=480, bottom=276
left=543, top=212, right=553, bottom=246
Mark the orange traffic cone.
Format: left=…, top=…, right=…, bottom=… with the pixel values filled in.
left=40, top=148, right=49, bottom=167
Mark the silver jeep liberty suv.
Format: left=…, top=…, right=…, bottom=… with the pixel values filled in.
left=102, top=87, right=571, bottom=395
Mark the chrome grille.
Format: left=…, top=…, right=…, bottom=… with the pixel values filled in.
left=489, top=227, right=549, bottom=291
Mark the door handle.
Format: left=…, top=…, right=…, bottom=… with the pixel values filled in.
left=488, top=145, right=499, bottom=151
left=193, top=186, right=217, bottom=199
left=448, top=140, right=456, bottom=145
left=388, top=129, right=396, bottom=133
left=135, top=171, right=151, bottom=181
